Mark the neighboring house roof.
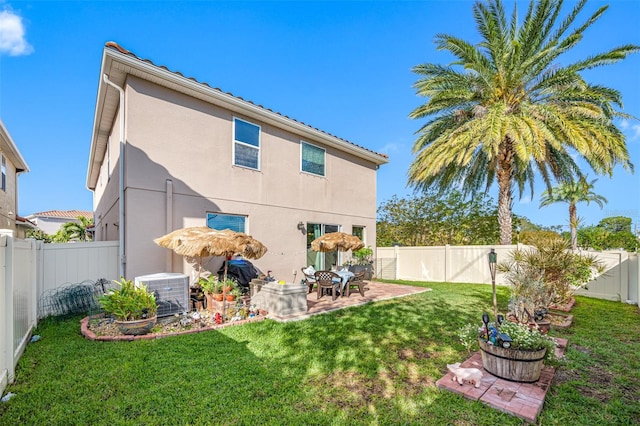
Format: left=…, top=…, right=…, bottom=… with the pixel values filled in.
left=15, top=215, right=37, bottom=229
left=0, top=119, right=30, bottom=173
left=26, top=210, right=93, bottom=221
left=87, top=41, right=388, bottom=190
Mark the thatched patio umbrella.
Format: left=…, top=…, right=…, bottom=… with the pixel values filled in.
left=154, top=227, right=267, bottom=291
left=311, top=232, right=364, bottom=253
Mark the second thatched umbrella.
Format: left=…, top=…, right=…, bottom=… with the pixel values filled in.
left=311, top=232, right=364, bottom=252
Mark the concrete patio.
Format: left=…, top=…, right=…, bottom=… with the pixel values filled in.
left=267, top=280, right=432, bottom=321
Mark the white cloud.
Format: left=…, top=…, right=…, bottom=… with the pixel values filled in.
left=618, top=119, right=640, bottom=141
left=620, top=119, right=629, bottom=131
left=0, top=8, right=33, bottom=56
left=378, top=142, right=401, bottom=154
left=630, top=124, right=640, bottom=142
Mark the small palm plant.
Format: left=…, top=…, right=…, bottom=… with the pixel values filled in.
left=99, top=277, right=158, bottom=321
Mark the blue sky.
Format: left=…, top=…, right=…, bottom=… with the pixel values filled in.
left=1, top=0, right=639, bottom=232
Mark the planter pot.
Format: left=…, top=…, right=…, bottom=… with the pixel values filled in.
left=547, top=312, right=574, bottom=329
left=479, top=338, right=547, bottom=383
left=115, top=316, right=157, bottom=336
left=348, top=264, right=373, bottom=280
left=549, top=297, right=576, bottom=312
left=532, top=320, right=551, bottom=334
left=226, top=295, right=236, bottom=302
left=214, top=293, right=224, bottom=302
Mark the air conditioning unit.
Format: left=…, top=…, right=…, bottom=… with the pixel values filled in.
left=134, top=273, right=190, bottom=317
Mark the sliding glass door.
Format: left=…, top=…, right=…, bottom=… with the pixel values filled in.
left=306, top=223, right=339, bottom=270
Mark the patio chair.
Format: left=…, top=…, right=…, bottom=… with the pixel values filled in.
left=314, top=270, right=341, bottom=301
left=301, top=267, right=317, bottom=293
left=345, top=271, right=366, bottom=297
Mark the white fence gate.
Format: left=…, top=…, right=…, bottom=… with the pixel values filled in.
left=1, top=237, right=119, bottom=396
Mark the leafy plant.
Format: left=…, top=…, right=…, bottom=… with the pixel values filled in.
left=457, top=323, right=480, bottom=353
left=500, top=235, right=604, bottom=310
left=352, top=246, right=374, bottom=265
left=198, top=275, right=220, bottom=294
left=98, top=277, right=157, bottom=321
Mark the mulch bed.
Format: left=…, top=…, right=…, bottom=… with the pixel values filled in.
left=81, top=310, right=267, bottom=341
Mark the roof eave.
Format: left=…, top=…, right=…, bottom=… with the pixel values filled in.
left=86, top=46, right=388, bottom=189
left=0, top=119, right=30, bottom=173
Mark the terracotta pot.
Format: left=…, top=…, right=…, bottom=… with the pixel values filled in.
left=214, top=293, right=224, bottom=302
left=226, top=294, right=236, bottom=302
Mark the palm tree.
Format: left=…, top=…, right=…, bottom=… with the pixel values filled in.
left=408, top=0, right=637, bottom=244
left=54, top=216, right=94, bottom=242
left=540, top=177, right=607, bottom=250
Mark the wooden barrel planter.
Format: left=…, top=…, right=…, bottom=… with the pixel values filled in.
left=479, top=338, right=547, bottom=383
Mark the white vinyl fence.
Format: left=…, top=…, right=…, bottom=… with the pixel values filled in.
left=1, top=236, right=119, bottom=396
left=376, top=245, right=640, bottom=305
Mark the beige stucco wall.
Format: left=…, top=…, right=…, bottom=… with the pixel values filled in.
left=94, top=75, right=379, bottom=281
left=0, top=154, right=18, bottom=232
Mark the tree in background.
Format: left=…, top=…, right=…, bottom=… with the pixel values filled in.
left=25, top=228, right=53, bottom=243
left=53, top=216, right=93, bottom=242
left=408, top=0, right=636, bottom=245
left=539, top=177, right=607, bottom=250
left=376, top=190, right=499, bottom=246
left=578, top=216, right=638, bottom=252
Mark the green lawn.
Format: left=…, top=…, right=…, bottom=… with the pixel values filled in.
left=1, top=281, right=639, bottom=425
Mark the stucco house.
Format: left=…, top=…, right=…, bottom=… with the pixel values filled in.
left=0, top=120, right=30, bottom=238
left=25, top=210, right=93, bottom=235
left=86, top=42, right=387, bottom=282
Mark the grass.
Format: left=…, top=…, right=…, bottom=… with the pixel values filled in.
left=1, top=281, right=639, bottom=425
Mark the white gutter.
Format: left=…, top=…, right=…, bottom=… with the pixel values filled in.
left=102, top=74, right=126, bottom=278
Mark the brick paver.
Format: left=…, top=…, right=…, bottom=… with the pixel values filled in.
left=436, top=338, right=568, bottom=423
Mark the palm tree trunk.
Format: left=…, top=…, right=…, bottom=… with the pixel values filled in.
left=497, top=140, right=514, bottom=245
left=569, top=203, right=578, bottom=250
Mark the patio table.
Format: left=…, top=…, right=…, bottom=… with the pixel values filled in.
left=334, top=270, right=354, bottom=291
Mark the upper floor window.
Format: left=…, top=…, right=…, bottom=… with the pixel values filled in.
left=233, top=118, right=260, bottom=170
left=301, top=142, right=325, bottom=176
left=207, top=212, right=246, bottom=233
left=1, top=154, right=6, bottom=192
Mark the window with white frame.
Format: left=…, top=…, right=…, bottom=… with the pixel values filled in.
left=352, top=226, right=365, bottom=242
left=301, top=141, right=325, bottom=176
left=207, top=213, right=246, bottom=233
left=233, top=118, right=260, bottom=170
left=1, top=154, right=5, bottom=192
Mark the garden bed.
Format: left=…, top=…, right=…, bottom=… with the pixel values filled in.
left=547, top=311, right=573, bottom=329
left=81, top=310, right=267, bottom=341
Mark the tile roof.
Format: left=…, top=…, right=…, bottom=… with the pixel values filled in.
left=104, top=41, right=388, bottom=160
left=28, top=210, right=93, bottom=220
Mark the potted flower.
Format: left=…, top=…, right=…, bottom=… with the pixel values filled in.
left=99, top=277, right=158, bottom=335
left=458, top=317, right=557, bottom=383
left=199, top=275, right=222, bottom=310
left=227, top=287, right=242, bottom=302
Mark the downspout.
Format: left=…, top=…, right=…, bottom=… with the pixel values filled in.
left=165, top=179, right=173, bottom=271
left=102, top=74, right=126, bottom=278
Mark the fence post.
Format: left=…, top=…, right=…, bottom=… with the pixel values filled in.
left=0, top=235, right=7, bottom=395
left=1, top=234, right=14, bottom=387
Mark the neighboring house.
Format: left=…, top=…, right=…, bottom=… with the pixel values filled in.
left=0, top=120, right=30, bottom=238
left=24, top=210, right=93, bottom=235
left=86, top=42, right=388, bottom=282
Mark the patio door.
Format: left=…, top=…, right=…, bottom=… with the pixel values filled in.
left=306, top=223, right=339, bottom=270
